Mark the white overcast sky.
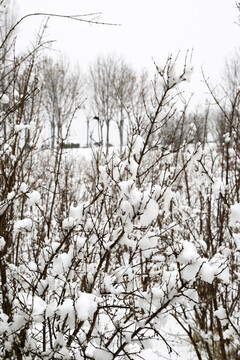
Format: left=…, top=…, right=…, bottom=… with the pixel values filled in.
left=15, top=0, right=240, bottom=103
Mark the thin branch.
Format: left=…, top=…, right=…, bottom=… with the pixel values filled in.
left=1, top=12, right=121, bottom=50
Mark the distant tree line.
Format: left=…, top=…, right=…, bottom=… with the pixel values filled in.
left=39, top=48, right=240, bottom=156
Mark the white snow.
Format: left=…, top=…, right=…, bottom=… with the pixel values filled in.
left=124, top=220, right=133, bottom=234
left=229, top=203, right=240, bottom=227
left=177, top=241, right=198, bottom=265
left=93, top=349, right=113, bottom=360
left=128, top=157, right=138, bottom=177
left=183, top=66, right=194, bottom=83
left=15, top=121, right=35, bottom=133
left=200, top=261, right=217, bottom=284
left=214, top=306, right=227, bottom=324
left=129, top=187, right=142, bottom=208
left=7, top=191, right=15, bottom=200
left=180, top=259, right=203, bottom=282
left=57, top=298, right=75, bottom=329
left=132, top=135, right=144, bottom=156
left=19, top=182, right=28, bottom=193
left=217, top=266, right=230, bottom=284
left=140, top=199, right=159, bottom=226
left=15, top=124, right=27, bottom=132
left=163, top=187, right=175, bottom=213
left=70, top=204, right=83, bottom=223
left=233, top=233, right=240, bottom=250
left=120, top=200, right=134, bottom=219
left=119, top=179, right=134, bottom=198
left=15, top=123, right=31, bottom=132
left=46, top=300, right=58, bottom=318
left=14, top=218, right=32, bottom=233
left=62, top=217, right=75, bottom=229
left=0, top=236, right=5, bottom=250
left=152, top=184, right=161, bottom=200
left=58, top=347, right=71, bottom=359
left=76, top=236, right=86, bottom=250
left=75, top=292, right=98, bottom=321
left=27, top=190, right=41, bottom=206
left=139, top=231, right=158, bottom=257
left=152, top=286, right=164, bottom=301
left=17, top=292, right=46, bottom=324
left=12, top=313, right=26, bottom=331
left=0, top=94, right=9, bottom=104
left=212, top=178, right=224, bottom=197
left=183, top=288, right=199, bottom=303
left=52, top=252, right=72, bottom=274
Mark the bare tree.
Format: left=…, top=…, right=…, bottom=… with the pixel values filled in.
left=88, top=54, right=140, bottom=153
left=110, top=57, right=138, bottom=151
left=207, top=51, right=240, bottom=163
left=43, top=57, right=84, bottom=148
left=222, top=48, right=240, bottom=98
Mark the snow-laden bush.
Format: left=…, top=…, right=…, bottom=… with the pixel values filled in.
left=0, top=5, right=239, bottom=360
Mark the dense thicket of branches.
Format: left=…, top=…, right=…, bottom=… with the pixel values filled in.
left=0, top=2, right=239, bottom=360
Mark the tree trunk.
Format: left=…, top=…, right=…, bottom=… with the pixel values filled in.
left=119, top=118, right=124, bottom=153
left=106, top=119, right=110, bottom=155
left=51, top=120, right=55, bottom=149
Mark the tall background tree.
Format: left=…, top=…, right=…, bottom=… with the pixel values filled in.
left=43, top=57, right=84, bottom=148
left=88, top=54, right=143, bottom=152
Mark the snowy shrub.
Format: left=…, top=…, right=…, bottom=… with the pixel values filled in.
left=0, top=5, right=239, bottom=360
